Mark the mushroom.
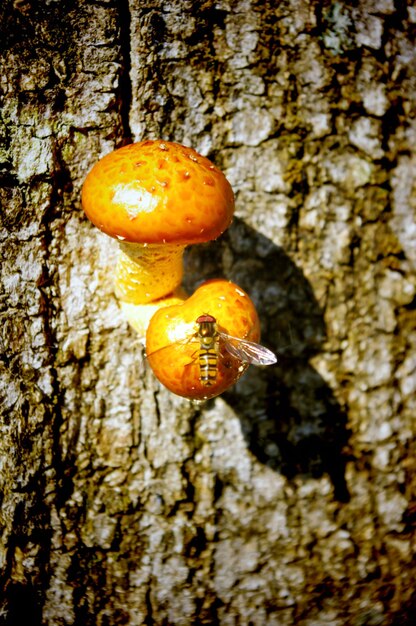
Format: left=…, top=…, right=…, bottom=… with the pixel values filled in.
left=81, top=140, right=234, bottom=322
left=146, top=279, right=266, bottom=401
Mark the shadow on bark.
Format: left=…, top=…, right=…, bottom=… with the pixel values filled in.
left=185, top=218, right=351, bottom=502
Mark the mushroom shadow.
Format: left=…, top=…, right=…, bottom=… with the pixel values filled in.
left=184, top=218, right=351, bottom=502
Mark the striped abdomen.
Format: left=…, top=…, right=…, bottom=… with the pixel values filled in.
left=196, top=314, right=218, bottom=386
left=199, top=346, right=218, bottom=386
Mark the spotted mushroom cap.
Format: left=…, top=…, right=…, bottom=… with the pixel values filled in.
left=81, top=140, right=235, bottom=244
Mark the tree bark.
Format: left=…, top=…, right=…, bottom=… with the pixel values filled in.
left=1, top=0, right=415, bottom=624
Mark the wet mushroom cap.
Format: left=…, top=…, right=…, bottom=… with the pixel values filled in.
left=81, top=140, right=235, bottom=244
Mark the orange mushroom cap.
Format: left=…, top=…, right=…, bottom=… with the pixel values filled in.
left=146, top=279, right=261, bottom=400
left=81, top=140, right=234, bottom=244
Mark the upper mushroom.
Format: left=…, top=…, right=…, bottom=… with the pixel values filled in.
left=81, top=140, right=235, bottom=245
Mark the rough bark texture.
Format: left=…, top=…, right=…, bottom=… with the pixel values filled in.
left=1, top=0, right=415, bottom=624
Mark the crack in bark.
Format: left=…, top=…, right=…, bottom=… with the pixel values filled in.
left=118, top=0, right=133, bottom=143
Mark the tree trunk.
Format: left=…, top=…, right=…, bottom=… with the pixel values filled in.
left=1, top=0, right=415, bottom=624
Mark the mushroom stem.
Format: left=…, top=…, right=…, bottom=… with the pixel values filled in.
left=114, top=242, right=185, bottom=304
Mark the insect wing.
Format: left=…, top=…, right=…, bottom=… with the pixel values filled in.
left=145, top=333, right=198, bottom=361
left=219, top=332, right=277, bottom=366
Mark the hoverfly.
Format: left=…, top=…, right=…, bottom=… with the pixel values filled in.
left=194, top=314, right=276, bottom=387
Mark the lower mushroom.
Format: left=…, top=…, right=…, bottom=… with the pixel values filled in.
left=145, top=279, right=266, bottom=401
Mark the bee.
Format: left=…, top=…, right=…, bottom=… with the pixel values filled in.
left=195, top=314, right=276, bottom=386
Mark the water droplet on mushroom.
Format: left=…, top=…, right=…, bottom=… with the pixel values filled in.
left=159, top=143, right=168, bottom=151
left=116, top=235, right=126, bottom=241
left=203, top=177, right=214, bottom=186
left=188, top=154, right=198, bottom=162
